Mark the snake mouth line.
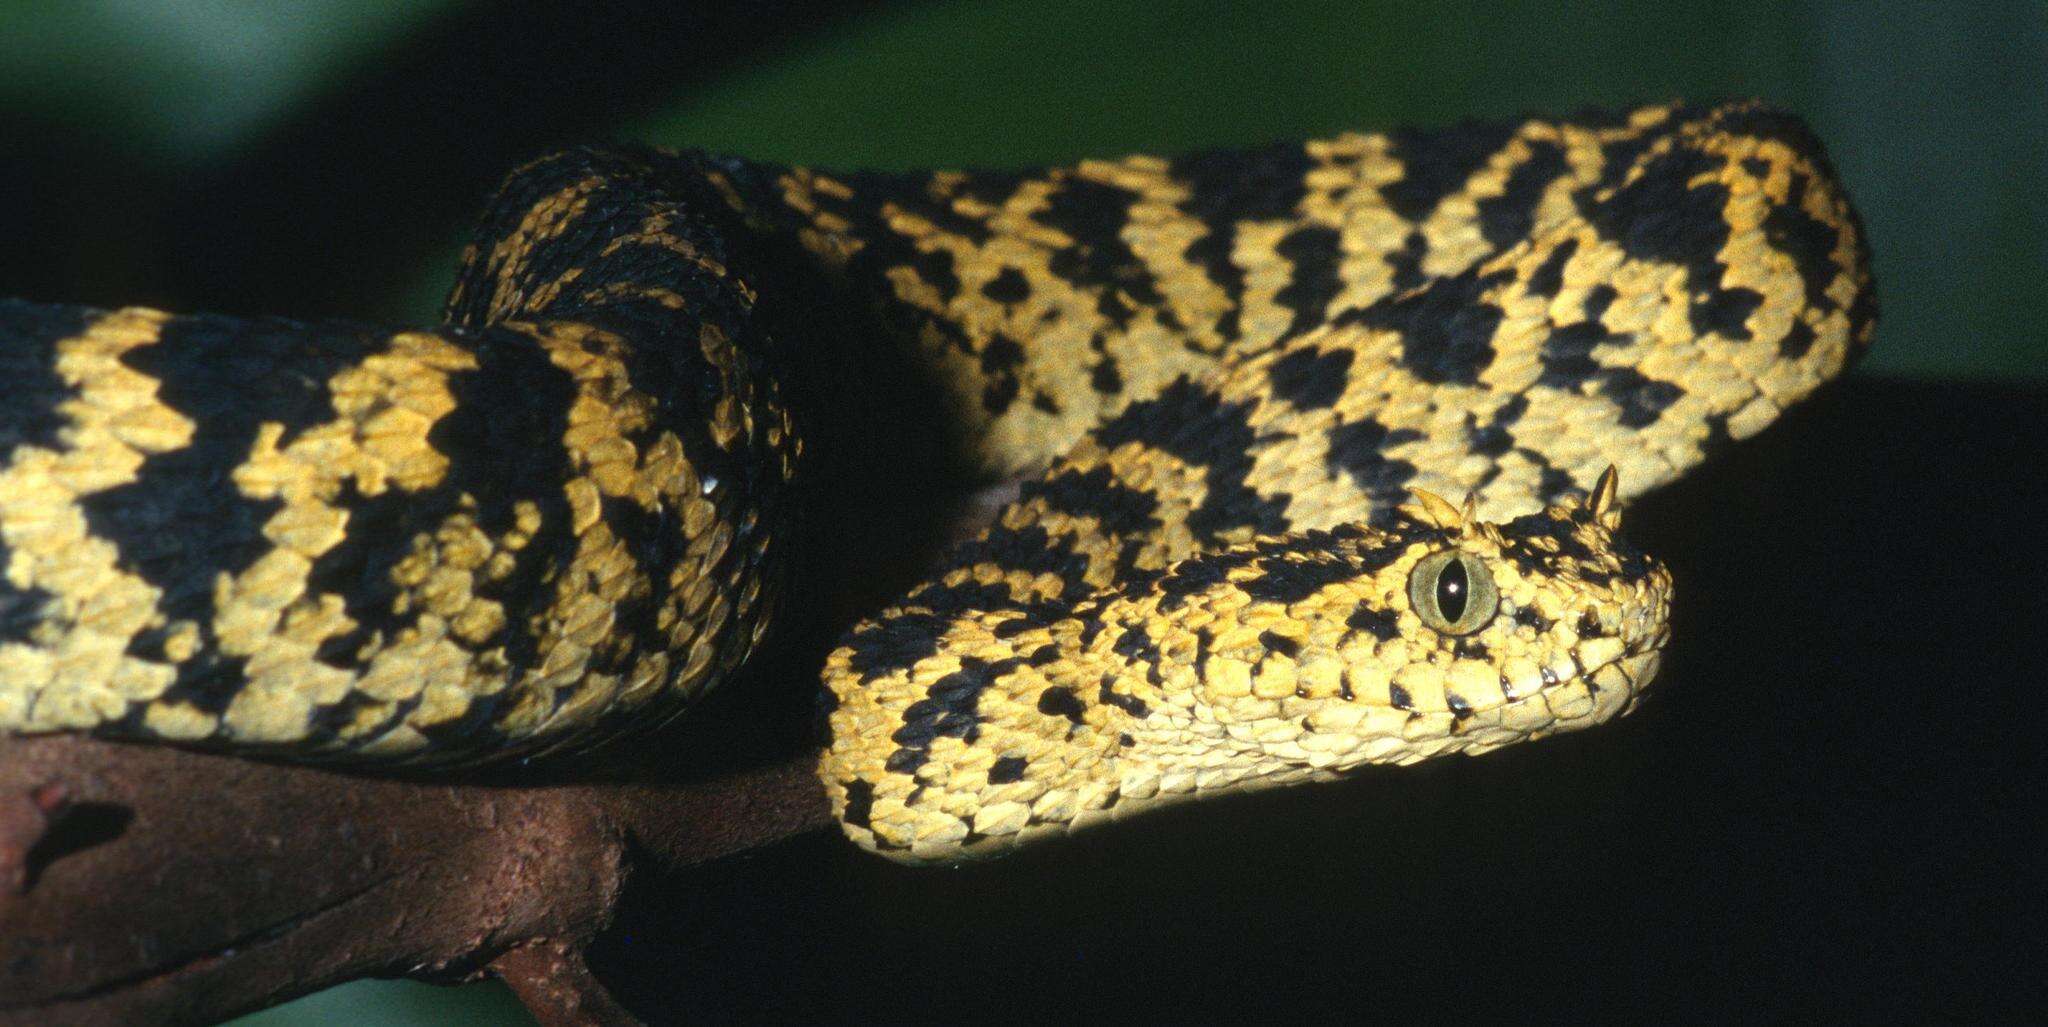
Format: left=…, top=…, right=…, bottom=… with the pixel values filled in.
left=1450, top=639, right=1667, bottom=730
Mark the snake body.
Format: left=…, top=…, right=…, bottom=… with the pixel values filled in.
left=0, top=102, right=1871, bottom=863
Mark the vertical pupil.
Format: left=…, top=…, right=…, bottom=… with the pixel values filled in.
left=1436, top=558, right=1468, bottom=623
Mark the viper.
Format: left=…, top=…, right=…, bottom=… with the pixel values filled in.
left=0, top=101, right=1872, bottom=864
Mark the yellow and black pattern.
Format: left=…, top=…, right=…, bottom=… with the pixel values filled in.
left=813, top=101, right=1872, bottom=861
left=0, top=147, right=799, bottom=759
left=0, top=103, right=1871, bottom=857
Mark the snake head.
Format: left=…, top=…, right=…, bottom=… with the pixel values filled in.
left=1371, top=467, right=1671, bottom=746
left=823, top=470, right=1673, bottom=862
left=1108, top=467, right=1672, bottom=804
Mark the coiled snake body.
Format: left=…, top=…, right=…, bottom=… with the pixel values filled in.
left=0, top=102, right=1871, bottom=863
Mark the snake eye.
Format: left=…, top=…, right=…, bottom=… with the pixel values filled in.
left=1409, top=550, right=1498, bottom=636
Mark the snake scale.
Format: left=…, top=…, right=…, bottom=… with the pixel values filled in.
left=0, top=101, right=1871, bottom=863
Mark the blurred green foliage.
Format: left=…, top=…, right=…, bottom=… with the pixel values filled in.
left=0, top=1, right=449, bottom=158
left=0, top=1, right=2039, bottom=1023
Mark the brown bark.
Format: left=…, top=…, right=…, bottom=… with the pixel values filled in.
left=0, top=729, right=831, bottom=1026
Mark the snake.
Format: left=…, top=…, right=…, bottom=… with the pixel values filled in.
left=0, top=100, right=1871, bottom=865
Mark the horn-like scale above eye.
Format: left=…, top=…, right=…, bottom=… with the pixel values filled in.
left=1409, top=550, right=1499, bottom=636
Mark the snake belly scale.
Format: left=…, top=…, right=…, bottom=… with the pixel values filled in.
left=0, top=101, right=1872, bottom=863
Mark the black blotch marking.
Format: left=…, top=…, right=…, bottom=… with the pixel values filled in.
left=88, top=315, right=374, bottom=579
left=1387, top=230, right=1428, bottom=293
left=1094, top=378, right=1289, bottom=541
left=1779, top=320, right=1817, bottom=360
left=1258, top=630, right=1301, bottom=658
left=910, top=246, right=960, bottom=297
left=1119, top=732, right=1135, bottom=747
left=1381, top=118, right=1519, bottom=222
left=78, top=314, right=394, bottom=704
left=1445, top=692, right=1473, bottom=720
left=1112, top=623, right=1157, bottom=663
left=1347, top=604, right=1400, bottom=641
left=887, top=655, right=1025, bottom=774
left=1578, top=609, right=1605, bottom=638
left=1172, top=142, right=1312, bottom=334
left=980, top=375, right=1020, bottom=414
left=1765, top=175, right=1846, bottom=314
left=784, top=165, right=999, bottom=355
left=844, top=612, right=950, bottom=677
left=1076, top=613, right=1108, bottom=650
left=312, top=323, right=590, bottom=679
left=1538, top=320, right=1613, bottom=387
left=977, top=332, right=1027, bottom=414
left=817, top=168, right=1000, bottom=251
left=1607, top=372, right=1684, bottom=428
left=0, top=300, right=89, bottom=455
left=1525, top=238, right=1578, bottom=298
left=1341, top=270, right=1511, bottom=386
left=1388, top=682, right=1415, bottom=710
left=0, top=562, right=58, bottom=647
left=1477, top=139, right=1568, bottom=249
left=1537, top=319, right=1684, bottom=428
left=1025, top=465, right=1162, bottom=538
left=981, top=266, right=1031, bottom=304
left=841, top=779, right=874, bottom=827
left=951, top=168, right=1029, bottom=211
left=1514, top=606, right=1551, bottom=632
left=987, top=756, right=1028, bottom=784
left=991, top=614, right=1042, bottom=640
left=1464, top=394, right=1528, bottom=459
left=597, top=492, right=689, bottom=658
left=1242, top=555, right=1359, bottom=604
left=1536, top=461, right=1576, bottom=505
left=1582, top=284, right=1618, bottom=323
left=1090, top=350, right=1124, bottom=394
left=1692, top=285, right=1763, bottom=340
left=1614, top=534, right=1659, bottom=581
left=1097, top=678, right=1150, bottom=717
left=1274, top=225, right=1345, bottom=338
left=1036, top=685, right=1087, bottom=725
left=1578, top=137, right=1734, bottom=327
left=1171, top=141, right=1313, bottom=223
left=1038, top=177, right=1164, bottom=328
left=147, top=667, right=242, bottom=718
left=937, top=521, right=1093, bottom=606
left=1324, top=417, right=1424, bottom=501
left=303, top=689, right=422, bottom=749
left=1183, top=225, right=1244, bottom=342
left=1154, top=557, right=1230, bottom=612
left=1499, top=510, right=1615, bottom=586
left=1267, top=346, right=1354, bottom=411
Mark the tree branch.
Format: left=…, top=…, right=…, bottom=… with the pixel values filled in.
left=0, top=728, right=830, bottom=1025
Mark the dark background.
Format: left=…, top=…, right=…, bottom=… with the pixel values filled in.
left=1, top=2, right=2041, bottom=1023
